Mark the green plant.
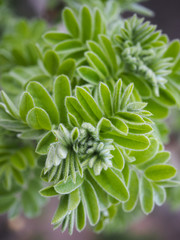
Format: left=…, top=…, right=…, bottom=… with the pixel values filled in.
left=0, top=0, right=180, bottom=235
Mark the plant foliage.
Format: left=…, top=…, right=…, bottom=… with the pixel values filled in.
left=0, top=0, right=179, bottom=235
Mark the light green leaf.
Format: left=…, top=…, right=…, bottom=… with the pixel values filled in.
left=27, top=107, right=52, bottom=130
left=101, top=131, right=150, bottom=150
left=145, top=164, right=176, bottom=181
left=63, top=8, right=79, bottom=38
left=139, top=151, right=170, bottom=170
left=99, top=83, right=112, bottom=117
left=87, top=41, right=110, bottom=70
left=85, top=52, right=109, bottom=78
left=97, top=117, right=128, bottom=136
left=18, top=129, right=45, bottom=140
left=127, top=122, right=153, bottom=134
left=27, top=81, right=59, bottom=125
left=153, top=88, right=176, bottom=107
left=99, top=35, right=117, bottom=73
left=164, top=40, right=180, bottom=60
left=54, top=174, right=84, bottom=194
left=113, top=79, right=122, bottom=113
left=145, top=98, right=169, bottom=119
left=39, top=185, right=59, bottom=197
left=51, top=195, right=69, bottom=224
left=86, top=172, right=109, bottom=210
left=36, top=131, right=56, bottom=155
left=54, top=75, right=71, bottom=125
left=43, top=31, right=71, bottom=44
left=89, top=168, right=129, bottom=202
left=130, top=138, right=159, bottom=164
left=19, top=92, right=34, bottom=122
left=81, top=6, right=92, bottom=42
left=1, top=91, right=19, bottom=118
left=68, top=189, right=80, bottom=211
left=77, top=66, right=101, bottom=84
left=66, top=97, right=96, bottom=125
left=116, top=112, right=144, bottom=123
left=76, top=87, right=103, bottom=122
left=43, top=50, right=59, bottom=75
left=93, top=9, right=104, bottom=41
left=76, top=201, right=86, bottom=231
left=121, top=73, right=151, bottom=98
left=57, top=59, right=76, bottom=79
left=123, top=170, right=139, bottom=212
left=81, top=180, right=100, bottom=225
left=153, top=183, right=166, bottom=206
left=140, top=176, right=154, bottom=214
left=111, top=145, right=124, bottom=170
left=55, top=40, right=82, bottom=53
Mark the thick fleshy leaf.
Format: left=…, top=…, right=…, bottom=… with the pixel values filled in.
left=40, top=185, right=59, bottom=197
left=123, top=170, right=139, bottom=212
left=55, top=40, right=83, bottom=53
left=66, top=97, right=96, bottom=125
left=145, top=164, right=176, bottom=181
left=120, top=83, right=134, bottom=110
left=99, top=35, right=117, bottom=72
left=26, top=107, right=52, bottom=130
left=43, top=31, right=71, bottom=44
left=43, top=50, right=59, bottom=75
left=127, top=122, right=153, bottom=134
left=164, top=40, right=180, bottom=60
left=76, top=87, right=103, bottom=122
left=100, top=131, right=150, bottom=150
left=81, top=6, right=92, bottom=42
left=54, top=75, right=71, bottom=125
left=121, top=73, right=151, bottom=98
left=111, top=145, right=124, bottom=170
left=116, top=112, right=144, bottom=123
left=89, top=168, right=129, bottom=202
left=153, top=88, right=176, bottom=107
left=57, top=59, right=76, bottom=79
left=27, top=81, right=59, bottom=125
left=153, top=183, right=166, bottom=206
left=63, top=8, right=79, bottom=38
left=76, top=201, right=86, bottom=231
left=85, top=52, right=109, bottom=78
left=51, top=195, right=69, bottom=224
left=77, top=66, right=101, bottom=84
left=68, top=189, right=80, bottom=211
left=113, top=79, right=122, bottom=113
left=87, top=41, right=110, bottom=69
left=93, top=9, right=104, bottom=41
left=54, top=174, right=84, bottom=194
left=86, top=171, right=109, bottom=210
left=140, top=176, right=154, bottom=214
left=99, top=83, right=112, bottom=117
left=130, top=138, right=159, bottom=165
left=97, top=117, right=128, bottom=136
left=1, top=91, right=19, bottom=118
left=36, top=131, right=56, bottom=155
left=139, top=151, right=170, bottom=170
left=19, top=92, right=34, bottom=122
left=81, top=180, right=99, bottom=225
left=145, top=98, right=169, bottom=119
